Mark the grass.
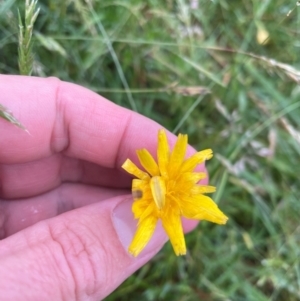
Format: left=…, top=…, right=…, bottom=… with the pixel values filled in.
left=1, top=0, right=300, bottom=300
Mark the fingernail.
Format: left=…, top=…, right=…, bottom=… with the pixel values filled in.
left=112, top=198, right=167, bottom=257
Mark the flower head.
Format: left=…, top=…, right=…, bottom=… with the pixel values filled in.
left=122, top=129, right=228, bottom=256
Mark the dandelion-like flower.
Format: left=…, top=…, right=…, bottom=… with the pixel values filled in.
left=122, top=129, right=228, bottom=256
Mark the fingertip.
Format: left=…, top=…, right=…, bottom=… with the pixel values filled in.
left=112, top=198, right=168, bottom=258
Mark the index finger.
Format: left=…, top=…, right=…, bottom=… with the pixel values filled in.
left=0, top=75, right=177, bottom=167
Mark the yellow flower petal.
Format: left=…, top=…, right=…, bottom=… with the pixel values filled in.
left=176, top=172, right=207, bottom=192
left=137, top=149, right=160, bottom=176
left=132, top=178, right=147, bottom=192
left=139, top=202, right=156, bottom=221
left=161, top=205, right=186, bottom=256
left=168, top=133, right=188, bottom=177
left=180, top=172, right=207, bottom=183
left=157, top=129, right=170, bottom=178
left=150, top=176, right=166, bottom=210
left=122, top=159, right=149, bottom=180
left=190, top=185, right=216, bottom=194
left=181, top=195, right=228, bottom=224
left=180, top=149, right=213, bottom=173
left=132, top=179, right=151, bottom=199
left=128, top=215, right=158, bottom=257
left=132, top=198, right=151, bottom=218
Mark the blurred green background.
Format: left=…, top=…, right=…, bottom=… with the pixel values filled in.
left=1, top=0, right=300, bottom=300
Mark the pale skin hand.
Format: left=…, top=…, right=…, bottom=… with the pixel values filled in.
left=0, top=75, right=208, bottom=301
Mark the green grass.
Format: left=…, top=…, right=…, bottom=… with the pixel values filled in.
left=1, top=0, right=300, bottom=300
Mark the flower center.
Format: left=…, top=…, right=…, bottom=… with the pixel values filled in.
left=150, top=176, right=166, bottom=210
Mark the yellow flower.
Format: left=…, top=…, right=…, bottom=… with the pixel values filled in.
left=122, top=129, right=228, bottom=256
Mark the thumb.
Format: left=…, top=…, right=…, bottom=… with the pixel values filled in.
left=0, top=196, right=169, bottom=301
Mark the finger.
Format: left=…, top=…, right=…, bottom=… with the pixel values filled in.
left=0, top=196, right=170, bottom=300
left=0, top=150, right=207, bottom=199
left=0, top=75, right=200, bottom=168
left=0, top=154, right=131, bottom=199
left=0, top=183, right=129, bottom=239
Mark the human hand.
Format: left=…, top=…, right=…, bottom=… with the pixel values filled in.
left=0, top=75, right=208, bottom=300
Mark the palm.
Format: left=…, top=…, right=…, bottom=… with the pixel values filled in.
left=1, top=153, right=130, bottom=238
